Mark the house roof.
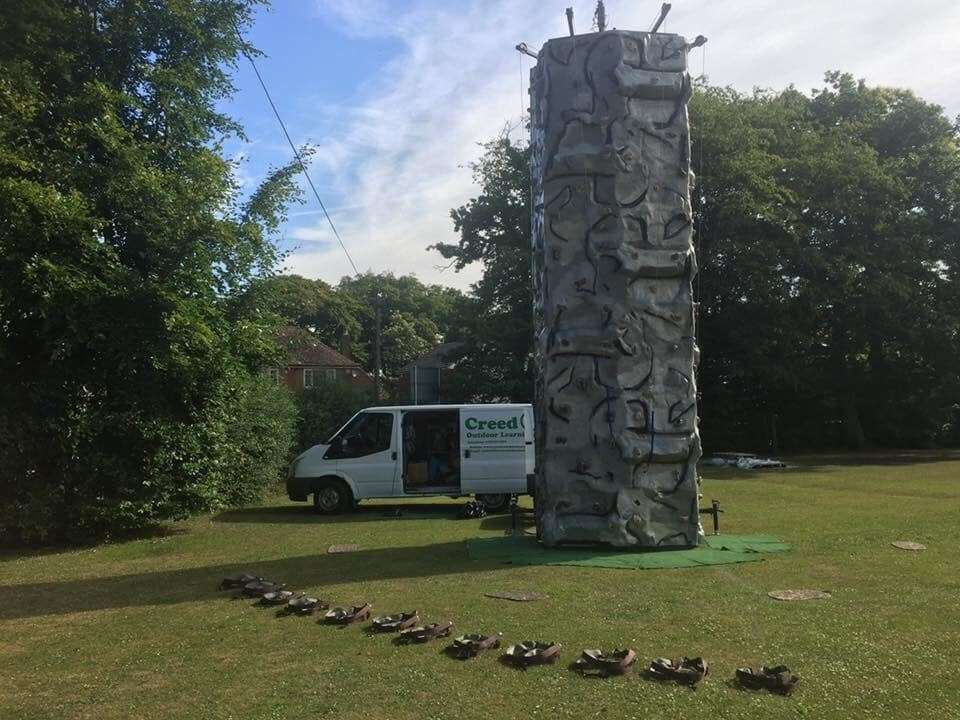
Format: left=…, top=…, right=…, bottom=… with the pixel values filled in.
left=278, top=326, right=363, bottom=368
left=402, top=341, right=466, bottom=371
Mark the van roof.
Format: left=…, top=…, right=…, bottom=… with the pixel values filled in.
left=362, top=403, right=531, bottom=412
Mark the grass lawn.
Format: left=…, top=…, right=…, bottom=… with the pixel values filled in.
left=2, top=451, right=959, bottom=719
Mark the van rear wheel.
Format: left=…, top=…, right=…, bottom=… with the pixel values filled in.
left=313, top=480, right=352, bottom=514
left=475, top=493, right=511, bottom=514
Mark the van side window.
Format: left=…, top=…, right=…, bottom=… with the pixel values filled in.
left=325, top=412, right=393, bottom=459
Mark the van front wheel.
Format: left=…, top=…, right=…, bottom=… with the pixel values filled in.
left=313, top=480, right=352, bottom=514
left=475, top=493, right=511, bottom=514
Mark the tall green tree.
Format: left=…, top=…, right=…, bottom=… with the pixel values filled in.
left=0, top=0, right=299, bottom=541
left=380, top=310, right=434, bottom=374
left=433, top=138, right=534, bottom=401
left=693, top=74, right=960, bottom=450
left=439, top=78, right=960, bottom=449
left=337, top=272, right=469, bottom=380
left=232, top=274, right=366, bottom=360
left=234, top=271, right=470, bottom=386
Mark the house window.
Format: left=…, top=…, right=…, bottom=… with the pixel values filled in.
left=265, top=368, right=280, bottom=385
left=305, top=368, right=339, bottom=388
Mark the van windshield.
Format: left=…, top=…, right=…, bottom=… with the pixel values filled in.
left=325, top=412, right=393, bottom=459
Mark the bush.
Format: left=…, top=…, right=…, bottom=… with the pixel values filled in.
left=220, top=377, right=298, bottom=506
left=0, top=371, right=298, bottom=545
left=296, top=381, right=375, bottom=452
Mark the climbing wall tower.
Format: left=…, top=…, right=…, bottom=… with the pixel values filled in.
left=531, top=30, right=702, bottom=547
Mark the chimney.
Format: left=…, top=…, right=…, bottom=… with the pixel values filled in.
left=339, top=331, right=352, bottom=359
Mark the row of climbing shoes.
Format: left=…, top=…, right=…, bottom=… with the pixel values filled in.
left=646, top=656, right=708, bottom=685
left=735, top=665, right=801, bottom=695
left=398, top=621, right=454, bottom=644
left=449, top=633, right=503, bottom=660
left=371, top=611, right=419, bottom=632
left=216, top=574, right=798, bottom=694
left=573, top=648, right=637, bottom=677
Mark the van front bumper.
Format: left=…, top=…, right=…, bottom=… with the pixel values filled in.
left=286, top=473, right=311, bottom=502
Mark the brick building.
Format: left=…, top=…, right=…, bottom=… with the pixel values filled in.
left=267, top=326, right=373, bottom=391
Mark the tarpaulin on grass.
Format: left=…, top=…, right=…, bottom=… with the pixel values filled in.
left=465, top=534, right=789, bottom=570
left=705, top=535, right=790, bottom=554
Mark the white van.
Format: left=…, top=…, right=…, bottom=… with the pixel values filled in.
left=286, top=403, right=534, bottom=514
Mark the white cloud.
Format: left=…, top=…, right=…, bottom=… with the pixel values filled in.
left=312, top=0, right=416, bottom=39
left=280, top=0, right=960, bottom=291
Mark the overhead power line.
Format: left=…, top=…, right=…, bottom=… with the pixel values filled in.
left=235, top=30, right=360, bottom=275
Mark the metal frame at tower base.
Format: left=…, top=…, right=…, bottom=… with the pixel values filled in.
left=529, top=29, right=703, bottom=548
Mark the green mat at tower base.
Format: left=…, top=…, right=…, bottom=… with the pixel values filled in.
left=465, top=534, right=790, bottom=570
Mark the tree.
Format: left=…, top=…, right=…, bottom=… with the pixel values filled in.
left=433, top=138, right=534, bottom=401
left=381, top=310, right=433, bottom=374
left=232, top=274, right=367, bottom=362
left=337, top=272, right=469, bottom=381
left=236, top=271, right=469, bottom=384
left=0, top=0, right=300, bottom=541
left=440, top=78, right=960, bottom=449
left=692, top=75, right=960, bottom=450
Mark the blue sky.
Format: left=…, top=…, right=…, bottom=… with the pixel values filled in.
left=224, top=0, right=960, bottom=292
left=223, top=1, right=403, bottom=274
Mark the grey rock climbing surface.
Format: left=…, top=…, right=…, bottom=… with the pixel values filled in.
left=530, top=30, right=702, bottom=547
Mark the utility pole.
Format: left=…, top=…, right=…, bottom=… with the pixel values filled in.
left=373, top=292, right=383, bottom=401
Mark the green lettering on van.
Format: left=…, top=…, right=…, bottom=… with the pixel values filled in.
left=463, top=415, right=523, bottom=432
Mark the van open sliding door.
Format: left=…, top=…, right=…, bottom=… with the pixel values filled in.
left=401, top=409, right=460, bottom=493
left=459, top=407, right=528, bottom=494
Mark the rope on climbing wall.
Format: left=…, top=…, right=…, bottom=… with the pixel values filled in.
left=520, top=49, right=533, bottom=239
left=695, top=42, right=707, bottom=416
left=519, top=49, right=526, bottom=140
left=695, top=42, right=706, bottom=314
left=570, top=19, right=592, bottom=299
left=651, top=3, right=671, bottom=33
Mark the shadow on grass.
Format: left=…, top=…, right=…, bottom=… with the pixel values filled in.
left=0, top=539, right=506, bottom=621
left=213, top=502, right=464, bottom=525
left=0, top=525, right=189, bottom=564
left=478, top=513, right=536, bottom=533
left=477, top=515, right=513, bottom=531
